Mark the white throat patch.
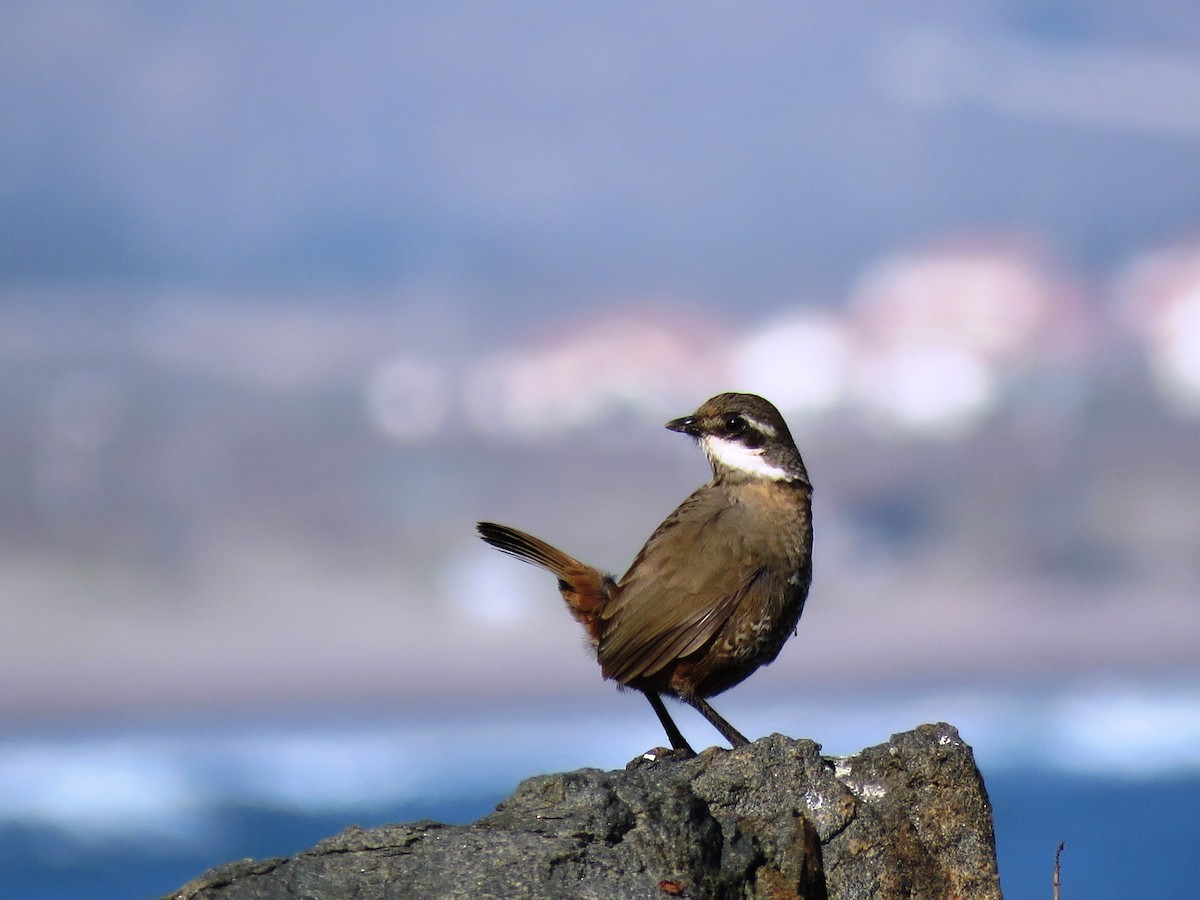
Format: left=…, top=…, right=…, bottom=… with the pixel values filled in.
left=701, top=434, right=790, bottom=481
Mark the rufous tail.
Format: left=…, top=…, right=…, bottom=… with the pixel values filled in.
left=476, top=521, right=610, bottom=643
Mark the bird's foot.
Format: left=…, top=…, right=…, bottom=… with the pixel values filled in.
left=626, top=745, right=696, bottom=769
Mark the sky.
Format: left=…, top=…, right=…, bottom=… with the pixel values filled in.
left=5, top=3, right=1200, bottom=302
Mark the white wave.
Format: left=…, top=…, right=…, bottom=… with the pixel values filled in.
left=2, top=680, right=1198, bottom=844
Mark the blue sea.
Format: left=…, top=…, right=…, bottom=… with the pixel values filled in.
left=3, top=684, right=1198, bottom=899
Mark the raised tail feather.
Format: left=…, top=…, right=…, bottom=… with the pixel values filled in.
left=476, top=521, right=583, bottom=573
left=476, top=521, right=610, bottom=643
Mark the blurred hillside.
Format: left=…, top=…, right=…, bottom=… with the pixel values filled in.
left=2, top=242, right=1198, bottom=722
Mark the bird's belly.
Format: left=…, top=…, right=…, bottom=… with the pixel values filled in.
left=671, top=582, right=807, bottom=699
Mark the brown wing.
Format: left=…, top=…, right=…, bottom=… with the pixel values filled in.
left=598, top=486, right=764, bottom=685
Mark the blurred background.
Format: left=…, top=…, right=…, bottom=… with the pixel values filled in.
left=3, top=3, right=1199, bottom=897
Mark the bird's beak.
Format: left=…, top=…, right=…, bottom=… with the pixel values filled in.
left=665, top=415, right=702, bottom=436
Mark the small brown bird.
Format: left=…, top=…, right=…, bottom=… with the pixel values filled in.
left=477, top=392, right=813, bottom=754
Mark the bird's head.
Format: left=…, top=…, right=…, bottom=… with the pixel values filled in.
left=666, top=392, right=810, bottom=486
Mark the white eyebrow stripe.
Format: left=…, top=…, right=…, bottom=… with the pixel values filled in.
left=747, top=418, right=777, bottom=438
left=700, top=434, right=790, bottom=481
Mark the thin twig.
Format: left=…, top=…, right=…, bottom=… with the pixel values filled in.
left=1053, top=841, right=1065, bottom=900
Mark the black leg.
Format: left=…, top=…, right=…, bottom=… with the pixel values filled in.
left=687, top=697, right=750, bottom=748
left=641, top=690, right=694, bottom=754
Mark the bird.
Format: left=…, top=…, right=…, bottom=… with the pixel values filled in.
left=476, top=392, right=813, bottom=754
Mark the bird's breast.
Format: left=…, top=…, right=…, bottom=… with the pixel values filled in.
left=724, top=480, right=812, bottom=570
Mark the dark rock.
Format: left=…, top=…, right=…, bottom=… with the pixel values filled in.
left=166, top=723, right=1002, bottom=900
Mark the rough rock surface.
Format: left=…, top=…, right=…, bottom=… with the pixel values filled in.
left=167, top=723, right=1002, bottom=900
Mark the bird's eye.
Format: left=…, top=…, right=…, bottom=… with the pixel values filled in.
left=723, top=414, right=748, bottom=435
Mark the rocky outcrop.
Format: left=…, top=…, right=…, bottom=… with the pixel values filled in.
left=168, top=722, right=1002, bottom=899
